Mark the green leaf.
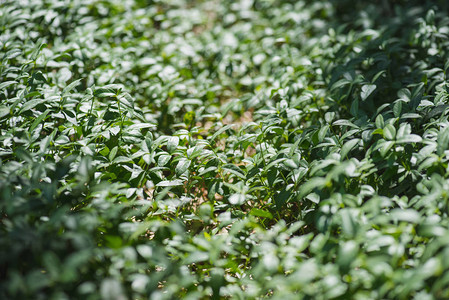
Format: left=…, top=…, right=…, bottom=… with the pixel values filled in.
left=375, top=114, right=384, bottom=129
left=33, top=71, right=47, bottom=82
left=113, top=156, right=132, bottom=164
left=209, top=124, right=233, bottom=142
left=249, top=208, right=273, bottom=219
left=298, top=177, right=327, bottom=198
left=30, top=109, right=50, bottom=132
left=361, top=84, right=376, bottom=101
left=437, top=127, right=449, bottom=155
left=340, top=209, right=357, bottom=238
left=94, top=85, right=121, bottom=97
left=318, top=124, right=329, bottom=142
left=4, top=49, right=21, bottom=60
left=383, top=124, right=396, bottom=140
left=229, top=193, right=246, bottom=205
left=393, top=101, right=403, bottom=117
left=109, top=146, right=118, bottom=161
left=341, top=138, right=360, bottom=159
left=333, top=119, right=359, bottom=128
left=390, top=209, right=421, bottom=223
left=274, top=188, right=291, bottom=208
left=222, top=164, right=246, bottom=180
left=379, top=141, right=395, bottom=157
left=0, top=81, right=17, bottom=90
left=331, top=79, right=351, bottom=90
left=101, top=279, right=126, bottom=300
left=0, top=105, right=10, bottom=119
left=175, top=158, right=191, bottom=175
left=158, top=154, right=171, bottom=166
left=127, top=123, right=156, bottom=131
left=19, top=99, right=47, bottom=114
left=396, top=134, right=422, bottom=144
left=337, top=241, right=359, bottom=270
left=62, top=79, right=82, bottom=95
left=156, top=180, right=184, bottom=187
left=185, top=251, right=209, bottom=264
left=167, top=136, right=179, bottom=153
left=372, top=70, right=386, bottom=83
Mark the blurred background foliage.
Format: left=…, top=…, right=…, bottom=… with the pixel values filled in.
left=2, top=0, right=449, bottom=298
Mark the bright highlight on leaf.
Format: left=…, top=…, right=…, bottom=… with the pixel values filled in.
left=361, top=84, right=376, bottom=101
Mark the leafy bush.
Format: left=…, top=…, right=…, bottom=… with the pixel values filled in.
left=2, top=0, right=449, bottom=298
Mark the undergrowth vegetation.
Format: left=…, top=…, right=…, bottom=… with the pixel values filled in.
left=2, top=0, right=449, bottom=299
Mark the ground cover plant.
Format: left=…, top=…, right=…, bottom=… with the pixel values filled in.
left=2, top=0, right=449, bottom=298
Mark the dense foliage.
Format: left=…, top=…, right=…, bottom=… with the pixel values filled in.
left=2, top=0, right=449, bottom=298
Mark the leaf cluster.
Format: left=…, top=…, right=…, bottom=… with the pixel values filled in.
left=2, top=0, right=449, bottom=299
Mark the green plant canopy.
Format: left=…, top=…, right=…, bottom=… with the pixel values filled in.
left=2, top=0, right=449, bottom=299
